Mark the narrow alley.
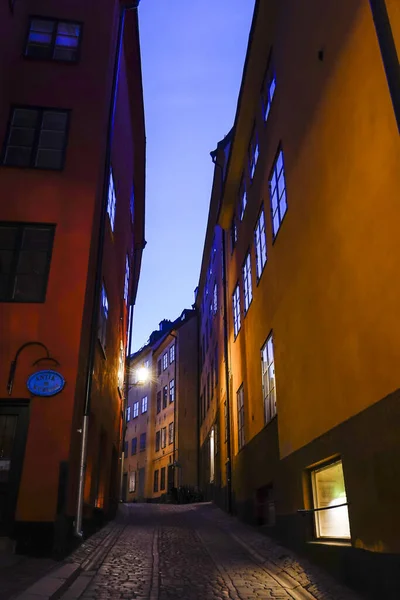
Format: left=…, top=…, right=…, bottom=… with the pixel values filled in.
left=9, top=504, right=363, bottom=600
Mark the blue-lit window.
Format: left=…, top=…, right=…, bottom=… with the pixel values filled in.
left=232, top=283, right=241, bottom=338
left=133, top=401, right=139, bottom=419
left=131, top=437, right=137, bottom=455
left=254, top=208, right=267, bottom=280
left=169, top=379, right=175, bottom=403
left=242, top=252, right=252, bottom=314
left=107, top=168, right=116, bottom=232
left=263, top=69, right=276, bottom=122
left=25, top=17, right=82, bottom=62
left=239, top=179, right=247, bottom=221
left=141, top=396, right=148, bottom=413
left=249, top=127, right=259, bottom=181
left=213, top=282, right=218, bottom=315
left=269, top=149, right=287, bottom=237
left=99, top=283, right=108, bottom=350
left=169, top=344, right=175, bottom=364
left=126, top=406, right=131, bottom=422
left=124, top=255, right=130, bottom=303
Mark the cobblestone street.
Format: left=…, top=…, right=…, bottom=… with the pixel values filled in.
left=55, top=503, right=363, bottom=600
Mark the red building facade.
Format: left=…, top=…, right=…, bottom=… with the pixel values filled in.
left=0, top=0, right=145, bottom=555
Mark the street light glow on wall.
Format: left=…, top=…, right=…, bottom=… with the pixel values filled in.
left=136, top=366, right=149, bottom=384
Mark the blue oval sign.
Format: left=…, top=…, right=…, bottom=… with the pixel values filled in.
left=27, top=370, right=65, bottom=397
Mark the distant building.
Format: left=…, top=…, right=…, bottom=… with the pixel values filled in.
left=124, top=310, right=198, bottom=502
left=0, top=0, right=145, bottom=554
left=197, top=0, right=400, bottom=597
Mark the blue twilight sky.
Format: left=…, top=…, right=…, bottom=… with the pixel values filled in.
left=131, top=0, right=255, bottom=353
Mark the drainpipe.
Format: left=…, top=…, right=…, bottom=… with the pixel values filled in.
left=369, top=0, right=400, bottom=133
left=169, top=332, right=178, bottom=489
left=74, top=0, right=141, bottom=539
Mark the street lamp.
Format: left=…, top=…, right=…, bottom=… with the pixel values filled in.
left=135, top=366, right=149, bottom=385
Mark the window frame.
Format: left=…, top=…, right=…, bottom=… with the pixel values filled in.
left=162, top=353, right=168, bottom=371
left=261, top=331, right=277, bottom=425
left=239, top=177, right=247, bottom=221
left=242, top=250, right=253, bottom=314
left=269, top=146, right=288, bottom=240
left=168, top=421, right=174, bottom=445
left=141, top=396, right=148, bottom=414
left=237, top=384, right=245, bottom=451
left=131, top=437, right=137, bottom=456
left=153, top=469, right=159, bottom=493
left=161, top=427, right=166, bottom=449
left=169, top=379, right=175, bottom=404
left=232, top=283, right=241, bottom=339
left=155, top=430, right=161, bottom=452
left=133, top=401, right=139, bottom=419
left=254, top=207, right=267, bottom=282
left=249, top=125, right=260, bottom=182
left=107, top=167, right=117, bottom=232
left=160, top=466, right=166, bottom=491
left=139, top=432, right=146, bottom=452
left=24, top=16, right=84, bottom=64
left=162, top=385, right=168, bottom=409
left=169, top=344, right=175, bottom=364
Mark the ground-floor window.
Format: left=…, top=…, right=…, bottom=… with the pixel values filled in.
left=153, top=469, right=159, bottom=493
left=311, top=459, right=351, bottom=539
left=129, top=471, right=136, bottom=493
left=160, top=467, right=166, bottom=491
left=209, top=427, right=215, bottom=483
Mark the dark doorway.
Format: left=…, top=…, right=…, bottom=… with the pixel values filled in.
left=0, top=400, right=30, bottom=536
left=121, top=473, right=127, bottom=502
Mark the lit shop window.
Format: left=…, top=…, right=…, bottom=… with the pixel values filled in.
left=311, top=460, right=351, bottom=539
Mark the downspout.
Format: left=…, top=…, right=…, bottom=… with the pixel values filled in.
left=170, top=332, right=178, bottom=488
left=369, top=0, right=400, bottom=133
left=74, top=0, right=141, bottom=539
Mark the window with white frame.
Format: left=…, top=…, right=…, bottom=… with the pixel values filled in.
left=129, top=471, right=136, bottom=493
left=168, top=421, right=174, bottom=445
left=237, top=385, right=245, bottom=450
left=210, top=427, right=215, bottom=483
left=161, top=427, right=166, bottom=449
left=124, top=255, right=130, bottom=303
left=141, top=396, right=148, bottom=413
left=163, top=353, right=168, bottom=370
left=249, top=127, right=259, bottom=181
left=99, top=283, right=108, bottom=349
left=133, top=401, right=139, bottom=419
left=107, top=168, right=116, bottom=231
left=239, top=178, right=247, bottom=221
left=311, top=460, right=351, bottom=539
left=169, top=379, right=175, bottom=403
left=232, top=283, right=241, bottom=338
left=162, top=385, right=168, bottom=409
left=126, top=406, right=131, bottom=422
left=261, top=333, right=276, bottom=423
left=263, top=65, right=276, bottom=122
left=169, top=344, right=175, bottom=364
left=254, top=208, right=267, bottom=280
left=269, top=149, right=287, bottom=237
left=242, top=252, right=253, bottom=313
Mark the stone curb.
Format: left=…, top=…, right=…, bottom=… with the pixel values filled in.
left=12, top=561, right=82, bottom=600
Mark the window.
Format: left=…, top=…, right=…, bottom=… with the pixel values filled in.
left=168, top=421, right=174, bottom=445
left=239, top=179, right=247, bottom=221
left=157, top=359, right=161, bottom=376
left=169, top=379, right=175, bottom=403
left=153, top=469, right=159, bottom=493
left=232, top=283, right=241, bottom=338
left=242, top=252, right=253, bottom=314
left=160, top=467, right=166, bottom=491
left=139, top=432, right=146, bottom=451
left=99, top=283, right=108, bottom=350
left=169, top=344, right=175, bottom=364
left=133, top=401, right=139, bottom=419
left=161, top=427, right=166, bottom=449
left=128, top=471, right=136, bottom=493
left=0, top=223, right=55, bottom=302
left=126, top=406, right=131, bottom=422
left=230, top=217, right=237, bottom=251
left=163, top=353, right=168, bottom=371
left=237, top=385, right=245, bottom=450
left=107, top=168, right=117, bottom=231
left=25, top=17, right=82, bottom=62
left=210, top=427, right=215, bottom=483
left=2, top=107, right=69, bottom=170
left=249, top=127, right=259, bottom=181
left=141, top=396, right=148, bottom=413
left=213, top=282, right=218, bottom=315
left=254, top=208, right=267, bottom=280
left=124, top=442, right=128, bottom=458
left=311, top=460, right=351, bottom=539
left=124, top=255, right=130, bottom=303
left=269, top=149, right=287, bottom=237
left=162, top=385, right=168, bottom=409
left=118, top=340, right=125, bottom=390
left=131, top=437, right=137, bottom=455
left=155, top=431, right=161, bottom=452
left=157, top=391, right=161, bottom=414
left=262, top=66, right=276, bottom=122
left=261, top=333, right=277, bottom=424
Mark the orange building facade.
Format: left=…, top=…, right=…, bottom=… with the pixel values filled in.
left=198, top=1, right=400, bottom=597
left=0, top=0, right=145, bottom=555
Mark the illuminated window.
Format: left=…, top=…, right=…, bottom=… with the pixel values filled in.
left=242, top=252, right=253, bottom=314
left=133, top=401, right=139, bottom=419
left=311, top=460, right=351, bottom=539
left=168, top=421, right=174, bottom=445
left=153, top=469, right=159, bottom=493
left=162, top=385, right=168, bottom=409
left=254, top=208, right=267, bottom=280
left=163, top=353, right=168, bottom=370
left=126, top=406, right=131, bottom=422
left=262, top=63, right=276, bottom=122
left=128, top=471, right=136, bottom=493
left=169, top=379, right=175, bottom=403
left=261, top=333, right=276, bottom=424
left=237, top=385, right=245, bottom=450
left=0, top=222, right=55, bottom=302
left=160, top=467, right=166, bottom=491
left=124, top=255, right=130, bottom=303
left=210, top=427, right=215, bottom=483
left=139, top=432, right=146, bottom=451
left=107, top=168, right=116, bottom=231
left=232, top=283, right=241, bottom=338
left=169, top=344, right=175, bottom=363
left=156, top=391, right=161, bottom=414
left=155, top=431, right=160, bottom=452
left=249, top=127, right=259, bottom=181
left=25, top=17, right=82, bottom=61
left=99, top=283, right=108, bottom=349
left=131, top=437, right=137, bottom=455
left=141, top=396, right=148, bottom=413
left=2, top=107, right=69, bottom=170
left=161, top=427, right=166, bottom=449
left=239, top=178, right=247, bottom=221
left=269, top=149, right=287, bottom=237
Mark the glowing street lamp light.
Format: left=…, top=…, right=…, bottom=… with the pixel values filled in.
left=136, top=366, right=149, bottom=385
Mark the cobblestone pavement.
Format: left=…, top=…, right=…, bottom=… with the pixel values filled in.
left=62, top=503, right=364, bottom=600
left=0, top=554, right=56, bottom=600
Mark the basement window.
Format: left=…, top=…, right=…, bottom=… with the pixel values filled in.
left=311, top=460, right=351, bottom=540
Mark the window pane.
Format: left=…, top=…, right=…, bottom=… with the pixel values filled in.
left=28, top=31, right=52, bottom=45
left=0, top=250, right=14, bottom=272
left=22, top=227, right=53, bottom=251
left=39, top=130, right=65, bottom=150
left=30, top=19, right=55, bottom=34
left=12, top=109, right=39, bottom=128
left=16, top=250, right=48, bottom=275
left=0, top=227, right=18, bottom=250
left=13, top=274, right=44, bottom=301
left=35, top=149, right=63, bottom=170
left=4, top=147, right=31, bottom=166
left=313, top=461, right=350, bottom=539
left=57, top=22, right=81, bottom=37
left=41, top=111, right=68, bottom=131
left=8, top=128, right=36, bottom=147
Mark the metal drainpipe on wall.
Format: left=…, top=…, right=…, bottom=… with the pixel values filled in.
left=74, top=0, right=141, bottom=539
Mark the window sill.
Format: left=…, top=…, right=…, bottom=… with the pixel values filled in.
left=307, top=540, right=352, bottom=548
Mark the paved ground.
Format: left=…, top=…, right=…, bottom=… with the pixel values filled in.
left=60, top=503, right=363, bottom=600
